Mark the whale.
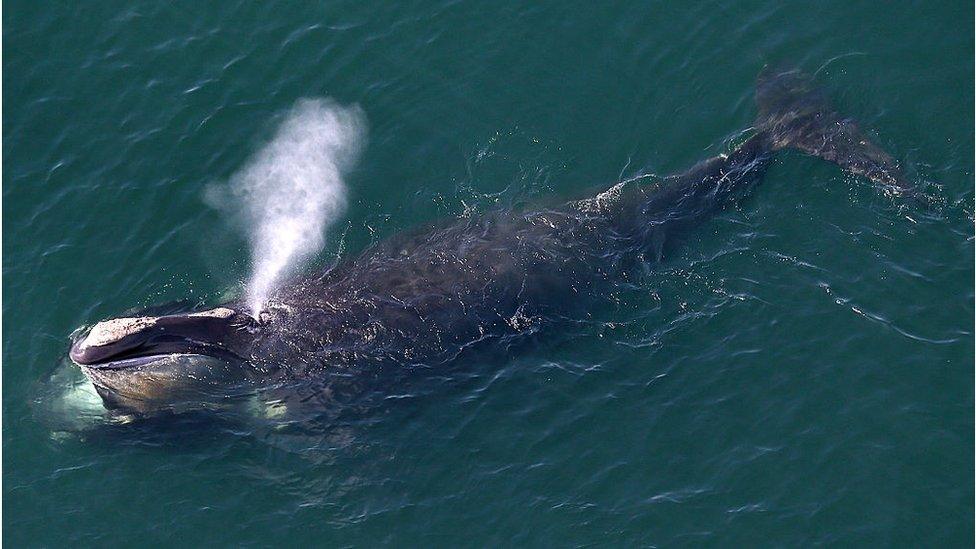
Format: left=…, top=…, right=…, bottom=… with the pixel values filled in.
left=68, top=67, right=912, bottom=414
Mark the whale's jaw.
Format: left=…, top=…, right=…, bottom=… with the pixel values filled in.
left=78, top=354, right=246, bottom=412
left=69, top=307, right=258, bottom=413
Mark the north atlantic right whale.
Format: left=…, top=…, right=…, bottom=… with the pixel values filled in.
left=68, top=67, right=913, bottom=414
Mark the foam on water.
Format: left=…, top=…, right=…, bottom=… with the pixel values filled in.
left=208, top=99, right=367, bottom=315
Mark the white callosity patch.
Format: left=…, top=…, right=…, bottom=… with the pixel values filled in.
left=82, top=317, right=157, bottom=348
left=188, top=307, right=236, bottom=319
left=576, top=181, right=627, bottom=214
left=207, top=99, right=367, bottom=317
left=80, top=307, right=234, bottom=349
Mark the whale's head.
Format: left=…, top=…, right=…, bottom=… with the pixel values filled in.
left=69, top=306, right=262, bottom=413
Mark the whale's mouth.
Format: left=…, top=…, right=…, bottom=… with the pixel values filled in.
left=74, top=350, right=242, bottom=374
left=68, top=307, right=258, bottom=411
left=70, top=334, right=243, bottom=371
left=69, top=307, right=250, bottom=369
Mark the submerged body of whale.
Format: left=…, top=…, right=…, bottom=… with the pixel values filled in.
left=69, top=68, right=912, bottom=414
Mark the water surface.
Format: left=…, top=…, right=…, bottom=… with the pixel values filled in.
left=4, top=1, right=973, bottom=545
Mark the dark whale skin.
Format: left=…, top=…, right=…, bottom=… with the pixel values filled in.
left=256, top=136, right=771, bottom=376
left=70, top=67, right=910, bottom=412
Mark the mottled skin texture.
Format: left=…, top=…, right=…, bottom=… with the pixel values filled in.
left=255, top=134, right=774, bottom=377
left=70, top=67, right=909, bottom=412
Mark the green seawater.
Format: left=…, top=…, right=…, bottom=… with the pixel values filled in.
left=4, top=1, right=973, bottom=546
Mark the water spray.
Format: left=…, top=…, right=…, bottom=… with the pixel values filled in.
left=207, top=98, right=366, bottom=318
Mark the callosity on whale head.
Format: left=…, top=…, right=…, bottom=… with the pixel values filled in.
left=69, top=306, right=261, bottom=412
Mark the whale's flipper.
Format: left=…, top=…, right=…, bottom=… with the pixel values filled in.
left=755, top=67, right=912, bottom=197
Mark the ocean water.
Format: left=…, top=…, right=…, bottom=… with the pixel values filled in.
left=3, top=1, right=973, bottom=546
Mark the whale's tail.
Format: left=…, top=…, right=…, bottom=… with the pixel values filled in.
left=627, top=66, right=913, bottom=251
left=755, top=66, right=913, bottom=197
